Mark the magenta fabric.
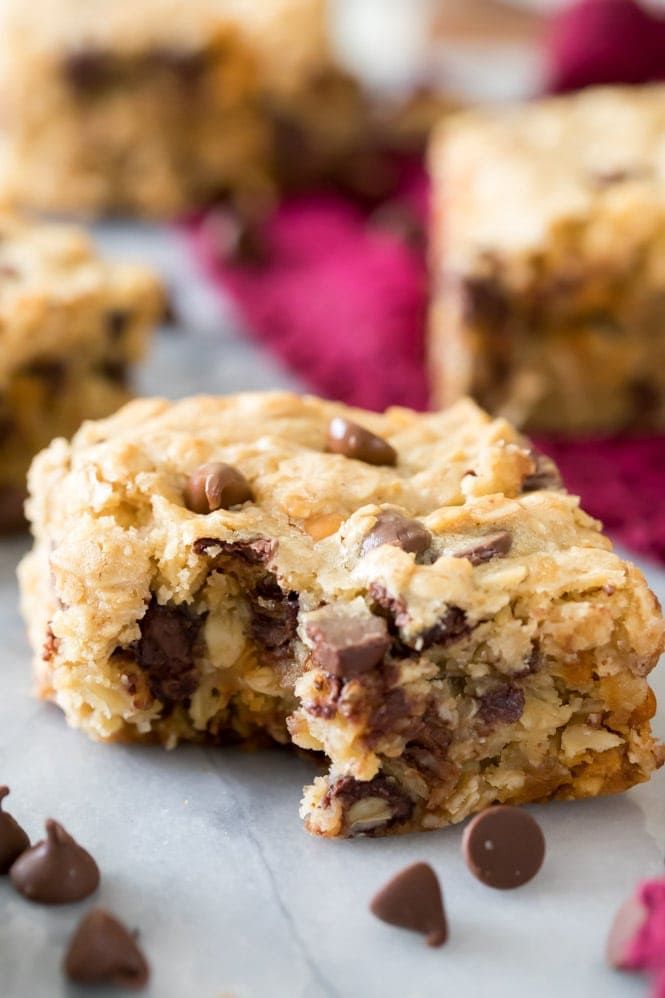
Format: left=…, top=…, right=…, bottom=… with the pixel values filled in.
left=188, top=1, right=665, bottom=565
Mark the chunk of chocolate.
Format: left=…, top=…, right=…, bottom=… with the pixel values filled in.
left=134, top=599, right=202, bottom=703
left=184, top=462, right=254, bottom=513
left=522, top=450, right=562, bottom=493
left=370, top=862, right=448, bottom=947
left=64, top=908, right=149, bottom=989
left=361, top=512, right=431, bottom=558
left=418, top=607, right=470, bottom=650
left=10, top=819, right=99, bottom=903
left=0, top=787, right=29, bottom=873
left=327, top=418, right=397, bottom=467
left=330, top=774, right=413, bottom=835
left=451, top=530, right=513, bottom=566
left=250, top=580, right=299, bottom=658
left=306, top=604, right=389, bottom=678
left=477, top=683, right=525, bottom=726
left=462, top=805, right=545, bottom=889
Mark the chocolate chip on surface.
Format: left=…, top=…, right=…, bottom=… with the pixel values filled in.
left=327, top=417, right=397, bottom=466
left=462, top=805, right=545, bottom=889
left=64, top=908, right=149, bottom=989
left=370, top=862, right=448, bottom=947
left=451, top=530, right=513, bottom=566
left=362, top=511, right=431, bottom=557
left=10, top=819, right=100, bottom=903
left=306, top=604, right=389, bottom=678
left=184, top=462, right=253, bottom=513
left=0, top=787, right=29, bottom=873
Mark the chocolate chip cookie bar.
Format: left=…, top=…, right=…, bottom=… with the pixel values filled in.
left=19, top=392, right=664, bottom=837
left=429, top=85, right=665, bottom=435
left=0, top=0, right=369, bottom=217
left=0, top=214, right=162, bottom=530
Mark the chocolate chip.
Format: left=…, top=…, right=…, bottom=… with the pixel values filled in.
left=418, top=607, right=470, bottom=650
left=327, top=418, right=397, bottom=467
left=451, top=530, right=513, bottom=566
left=63, top=49, right=116, bottom=91
left=0, top=787, right=29, bottom=873
left=477, top=683, right=525, bottom=726
left=134, top=599, right=202, bottom=703
left=250, top=583, right=299, bottom=658
left=606, top=895, right=647, bottom=969
left=193, top=537, right=276, bottom=563
left=306, top=605, right=389, bottom=678
left=329, top=774, right=413, bottom=835
left=462, top=805, right=545, bottom=889
left=370, top=862, right=448, bottom=947
left=64, top=908, right=149, bottom=989
left=361, top=512, right=431, bottom=558
left=521, top=450, right=562, bottom=493
left=184, top=462, right=254, bottom=513
left=10, top=819, right=100, bottom=903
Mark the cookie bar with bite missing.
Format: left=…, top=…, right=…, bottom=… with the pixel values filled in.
left=0, top=214, right=162, bottom=531
left=18, top=392, right=664, bottom=836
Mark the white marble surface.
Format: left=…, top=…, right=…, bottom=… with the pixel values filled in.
left=1, top=226, right=664, bottom=998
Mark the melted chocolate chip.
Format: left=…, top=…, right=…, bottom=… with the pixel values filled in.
left=63, top=49, right=116, bottom=91
left=64, top=908, right=150, bottom=989
left=329, top=774, right=413, bottom=835
left=10, top=820, right=99, bottom=903
left=361, top=512, right=431, bottom=558
left=193, top=537, right=276, bottom=564
left=327, top=418, right=397, bottom=466
left=452, top=530, right=513, bottom=566
left=462, top=806, right=545, bottom=889
left=306, top=605, right=389, bottom=678
left=134, top=599, right=202, bottom=703
left=477, top=683, right=525, bottom=726
left=418, top=607, right=470, bottom=650
left=370, top=862, right=448, bottom=947
left=0, top=787, right=29, bottom=873
left=184, top=462, right=254, bottom=514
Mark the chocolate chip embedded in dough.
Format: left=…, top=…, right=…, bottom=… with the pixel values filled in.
left=462, top=806, right=545, bottom=889
left=370, top=862, right=448, bottom=947
left=451, top=530, right=513, bottom=566
left=63, top=49, right=116, bottom=90
left=184, top=462, right=254, bottom=513
left=521, top=450, right=562, bottom=492
left=64, top=908, right=150, bottom=989
left=134, top=599, right=201, bottom=703
left=361, top=512, right=431, bottom=557
left=477, top=683, right=525, bottom=726
left=327, top=417, right=397, bottom=467
left=10, top=819, right=100, bottom=903
left=306, top=605, right=389, bottom=678
left=0, top=787, right=29, bottom=873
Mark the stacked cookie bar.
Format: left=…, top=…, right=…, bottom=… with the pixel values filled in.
left=19, top=392, right=664, bottom=836
left=0, top=215, right=162, bottom=530
left=429, top=85, right=665, bottom=434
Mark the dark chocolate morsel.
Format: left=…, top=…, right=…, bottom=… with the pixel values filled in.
left=606, top=895, right=647, bottom=970
left=64, top=908, right=150, bottom=989
left=522, top=450, right=562, bottom=493
left=184, top=462, right=254, bottom=513
left=451, top=530, right=513, bottom=566
left=329, top=774, right=414, bottom=835
left=362, top=512, right=431, bottom=557
left=327, top=418, right=397, bottom=467
left=370, top=862, right=448, bottom=947
left=134, top=599, right=202, bottom=703
left=462, top=805, right=545, bottom=889
left=10, top=819, right=100, bottom=903
left=0, top=787, right=30, bottom=873
left=477, top=683, right=525, bottom=726
left=306, top=606, right=389, bottom=678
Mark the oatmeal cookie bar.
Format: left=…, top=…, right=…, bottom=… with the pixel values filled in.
left=0, top=0, right=370, bottom=217
left=0, top=214, right=162, bottom=530
left=19, top=392, right=664, bottom=836
left=429, top=85, right=665, bottom=435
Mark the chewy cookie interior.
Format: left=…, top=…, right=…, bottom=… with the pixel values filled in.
left=19, top=392, right=664, bottom=837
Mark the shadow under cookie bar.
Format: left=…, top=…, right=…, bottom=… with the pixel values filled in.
left=17, top=393, right=665, bottom=837
left=428, top=85, right=665, bottom=436
left=0, top=216, right=163, bottom=531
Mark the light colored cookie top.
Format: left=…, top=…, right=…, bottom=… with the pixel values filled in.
left=431, top=85, right=665, bottom=267
left=28, top=392, right=663, bottom=666
left=0, top=214, right=162, bottom=379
